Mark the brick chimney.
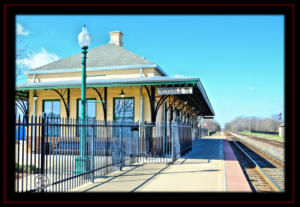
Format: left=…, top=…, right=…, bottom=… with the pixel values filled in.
left=109, top=31, right=123, bottom=47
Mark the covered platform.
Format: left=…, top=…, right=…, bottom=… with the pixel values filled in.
left=70, top=133, right=251, bottom=192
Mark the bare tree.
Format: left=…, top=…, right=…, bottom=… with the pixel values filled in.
left=16, top=23, right=29, bottom=84
left=16, top=23, right=30, bottom=120
left=229, top=116, right=249, bottom=131
left=204, top=119, right=221, bottom=132
left=224, top=122, right=232, bottom=131
left=271, top=114, right=280, bottom=132
left=226, top=115, right=283, bottom=132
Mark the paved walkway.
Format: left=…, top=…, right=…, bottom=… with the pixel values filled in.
left=70, top=134, right=251, bottom=192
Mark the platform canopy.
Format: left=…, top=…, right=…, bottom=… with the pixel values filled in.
left=17, top=76, right=214, bottom=117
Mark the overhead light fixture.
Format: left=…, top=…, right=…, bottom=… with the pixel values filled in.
left=33, top=91, right=38, bottom=99
left=119, top=89, right=126, bottom=98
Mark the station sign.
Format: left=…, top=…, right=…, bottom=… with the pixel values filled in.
left=157, top=87, right=193, bottom=95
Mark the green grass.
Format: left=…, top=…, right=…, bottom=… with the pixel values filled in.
left=240, top=131, right=284, bottom=141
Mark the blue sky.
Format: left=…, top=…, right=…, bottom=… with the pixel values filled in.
left=16, top=15, right=284, bottom=127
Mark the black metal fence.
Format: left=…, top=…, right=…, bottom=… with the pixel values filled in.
left=196, top=127, right=208, bottom=138
left=15, top=115, right=193, bottom=192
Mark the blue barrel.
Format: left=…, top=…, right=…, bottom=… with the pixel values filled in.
left=16, top=126, right=26, bottom=140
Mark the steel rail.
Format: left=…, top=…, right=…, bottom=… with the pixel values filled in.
left=234, top=131, right=283, bottom=148
left=231, top=140, right=283, bottom=192
left=229, top=132, right=284, bottom=165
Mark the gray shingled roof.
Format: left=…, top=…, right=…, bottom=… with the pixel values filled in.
left=30, top=43, right=154, bottom=71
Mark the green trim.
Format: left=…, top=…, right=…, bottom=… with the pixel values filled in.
left=20, top=78, right=214, bottom=117
left=113, top=97, right=135, bottom=121
left=17, top=80, right=200, bottom=90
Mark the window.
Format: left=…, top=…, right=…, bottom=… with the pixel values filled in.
left=43, top=100, right=60, bottom=136
left=77, top=99, right=96, bottom=137
left=77, top=99, right=96, bottom=120
left=113, top=98, right=134, bottom=137
left=113, top=98, right=134, bottom=122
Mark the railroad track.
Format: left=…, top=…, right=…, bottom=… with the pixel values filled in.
left=224, top=131, right=284, bottom=192
left=234, top=132, right=284, bottom=149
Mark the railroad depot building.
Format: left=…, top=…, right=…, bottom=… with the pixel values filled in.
left=15, top=31, right=216, bottom=178
left=17, top=31, right=214, bottom=126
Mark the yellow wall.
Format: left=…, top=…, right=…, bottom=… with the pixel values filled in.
left=28, top=86, right=196, bottom=125
left=29, top=86, right=161, bottom=123
left=26, top=66, right=171, bottom=123
left=27, top=68, right=161, bottom=83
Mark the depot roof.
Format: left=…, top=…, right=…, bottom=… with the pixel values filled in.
left=17, top=76, right=214, bottom=116
left=27, top=43, right=168, bottom=76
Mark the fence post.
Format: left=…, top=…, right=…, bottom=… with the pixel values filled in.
left=139, top=121, right=142, bottom=157
left=119, top=123, right=123, bottom=171
left=140, top=121, right=143, bottom=158
left=163, top=122, right=166, bottom=156
left=90, top=119, right=94, bottom=183
left=40, top=113, right=46, bottom=192
left=171, top=121, right=176, bottom=163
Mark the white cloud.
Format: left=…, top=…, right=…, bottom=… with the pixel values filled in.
left=248, top=87, right=255, bottom=91
left=17, top=48, right=59, bottom=69
left=16, top=23, right=29, bottom=36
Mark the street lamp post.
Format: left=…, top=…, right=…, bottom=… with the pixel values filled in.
left=32, top=90, right=38, bottom=153
left=118, top=89, right=126, bottom=170
left=74, top=25, right=91, bottom=175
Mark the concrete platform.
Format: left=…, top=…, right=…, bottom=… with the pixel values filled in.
left=136, top=137, right=226, bottom=192
left=70, top=134, right=251, bottom=192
